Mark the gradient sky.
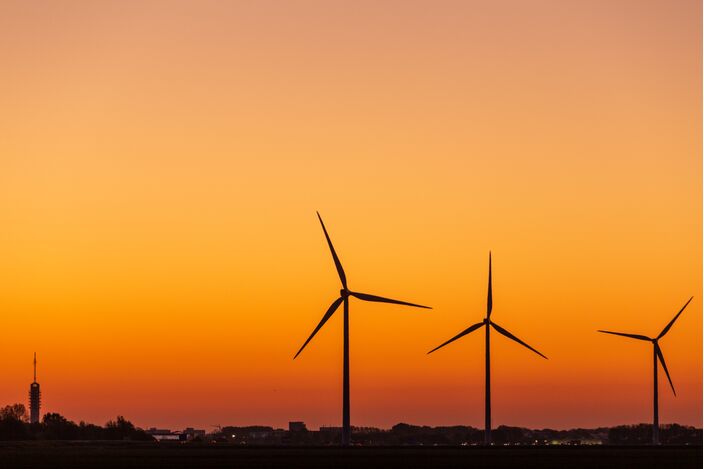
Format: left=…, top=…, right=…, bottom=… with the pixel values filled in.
left=0, top=0, right=701, bottom=431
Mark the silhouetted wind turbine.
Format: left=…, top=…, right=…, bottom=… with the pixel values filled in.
left=428, top=252, right=547, bottom=446
left=294, top=212, right=431, bottom=446
left=598, top=296, right=693, bottom=445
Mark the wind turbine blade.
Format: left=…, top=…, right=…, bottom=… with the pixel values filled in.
left=597, top=330, right=651, bottom=341
left=428, top=322, right=485, bottom=354
left=658, top=296, right=693, bottom=339
left=490, top=321, right=547, bottom=359
left=487, top=251, right=493, bottom=318
left=350, top=291, right=431, bottom=309
left=294, top=297, right=344, bottom=359
left=655, top=343, right=676, bottom=396
left=317, top=212, right=347, bottom=288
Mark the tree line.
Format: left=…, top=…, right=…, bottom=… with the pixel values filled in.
left=0, top=404, right=153, bottom=441
left=2, top=402, right=701, bottom=444
left=215, top=423, right=702, bottom=446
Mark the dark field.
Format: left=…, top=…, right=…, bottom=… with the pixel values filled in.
left=0, top=442, right=700, bottom=469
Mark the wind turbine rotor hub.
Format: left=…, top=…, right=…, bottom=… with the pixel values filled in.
left=340, top=289, right=350, bottom=298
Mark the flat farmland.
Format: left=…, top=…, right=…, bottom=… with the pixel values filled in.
left=0, top=443, right=701, bottom=469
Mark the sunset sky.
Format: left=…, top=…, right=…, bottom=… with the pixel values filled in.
left=0, top=0, right=701, bottom=431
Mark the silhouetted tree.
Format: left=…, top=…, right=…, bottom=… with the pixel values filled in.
left=0, top=404, right=28, bottom=421
left=660, top=424, right=703, bottom=445
left=42, top=413, right=80, bottom=440
left=104, top=416, right=153, bottom=441
left=493, top=426, right=527, bottom=445
left=608, top=424, right=703, bottom=445
left=0, top=404, right=31, bottom=440
left=388, top=423, right=482, bottom=445
left=608, top=424, right=653, bottom=445
left=78, top=421, right=105, bottom=440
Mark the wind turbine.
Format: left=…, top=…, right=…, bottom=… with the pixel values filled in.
left=294, top=212, right=431, bottom=446
left=428, top=252, right=547, bottom=446
left=598, top=296, right=693, bottom=445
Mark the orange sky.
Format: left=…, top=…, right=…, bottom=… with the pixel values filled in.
left=0, top=0, right=701, bottom=431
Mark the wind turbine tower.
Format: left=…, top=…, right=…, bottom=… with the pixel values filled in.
left=598, top=297, right=692, bottom=445
left=29, top=352, right=41, bottom=424
left=428, top=252, right=547, bottom=446
left=294, top=212, right=431, bottom=446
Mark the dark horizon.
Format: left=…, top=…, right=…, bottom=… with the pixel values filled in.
left=2, top=401, right=702, bottom=441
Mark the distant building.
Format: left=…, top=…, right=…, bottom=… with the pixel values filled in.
left=182, top=427, right=206, bottom=440
left=248, top=429, right=274, bottom=439
left=29, top=353, right=41, bottom=424
left=146, top=427, right=207, bottom=442
left=289, top=421, right=307, bottom=432
left=146, top=428, right=182, bottom=441
left=319, top=426, right=342, bottom=434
